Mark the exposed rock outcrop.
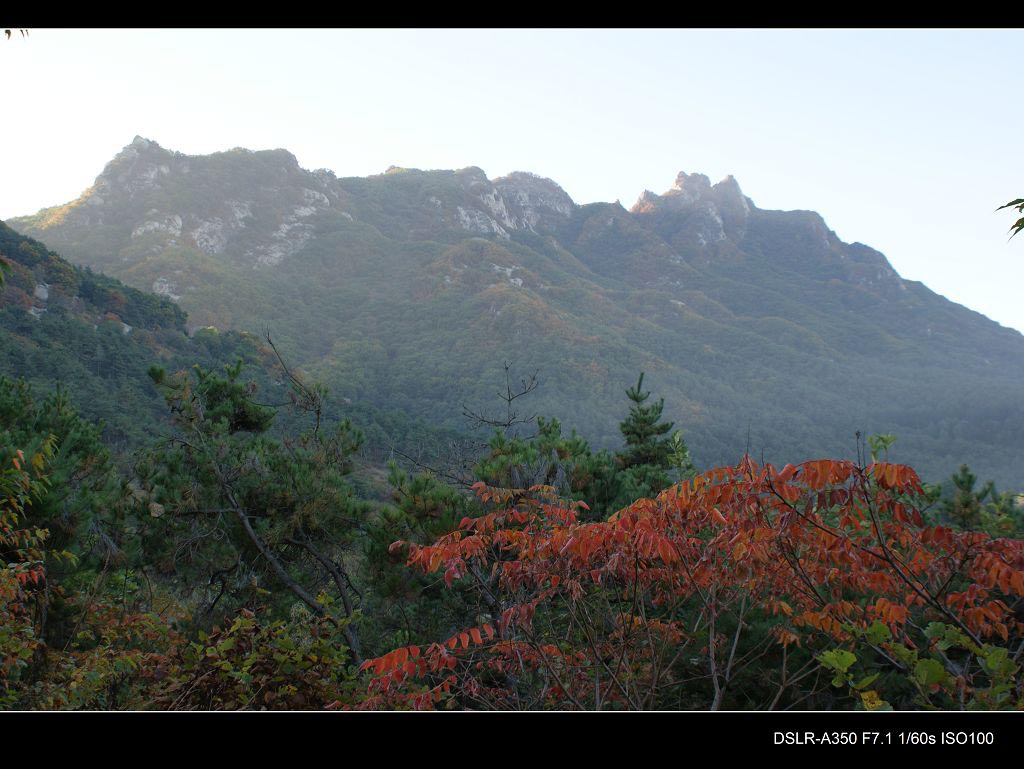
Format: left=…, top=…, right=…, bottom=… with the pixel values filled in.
left=631, top=171, right=754, bottom=246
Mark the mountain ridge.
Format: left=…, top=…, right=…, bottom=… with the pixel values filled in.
left=9, top=137, right=1023, bottom=486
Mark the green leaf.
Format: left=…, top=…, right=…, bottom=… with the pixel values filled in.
left=914, top=658, right=947, bottom=686
left=853, top=673, right=880, bottom=691
left=866, top=620, right=892, bottom=644
left=925, top=622, right=976, bottom=653
left=818, top=648, right=857, bottom=681
left=978, top=646, right=1017, bottom=678
left=815, top=651, right=856, bottom=671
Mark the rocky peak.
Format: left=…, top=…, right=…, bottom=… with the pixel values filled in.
left=255, top=147, right=301, bottom=169
left=32, top=137, right=339, bottom=273
left=710, top=175, right=750, bottom=215
left=669, top=171, right=712, bottom=204
left=108, top=135, right=171, bottom=166
left=493, top=172, right=575, bottom=220
left=455, top=166, right=489, bottom=183
left=443, top=169, right=576, bottom=239
left=633, top=171, right=752, bottom=214
left=95, top=136, right=176, bottom=197
left=630, top=171, right=753, bottom=245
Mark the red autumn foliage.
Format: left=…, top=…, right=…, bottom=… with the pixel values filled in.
left=356, top=457, right=1024, bottom=710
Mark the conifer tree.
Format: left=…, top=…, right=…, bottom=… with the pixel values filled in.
left=939, top=464, right=1023, bottom=536
left=598, top=372, right=692, bottom=513
left=943, top=464, right=985, bottom=530
left=618, top=372, right=674, bottom=469
left=139, top=358, right=367, bottom=662
left=668, top=430, right=697, bottom=482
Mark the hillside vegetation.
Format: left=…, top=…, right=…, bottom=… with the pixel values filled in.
left=11, top=138, right=1023, bottom=486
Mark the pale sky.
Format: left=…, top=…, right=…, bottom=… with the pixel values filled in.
left=2, top=29, right=1022, bottom=332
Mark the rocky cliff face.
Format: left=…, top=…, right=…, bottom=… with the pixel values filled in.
left=19, top=137, right=342, bottom=293
left=25, top=138, right=581, bottom=274
left=16, top=137, right=817, bottom=275
left=400, top=166, right=575, bottom=237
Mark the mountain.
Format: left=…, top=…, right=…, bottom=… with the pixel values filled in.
left=0, top=220, right=271, bottom=452
left=9, top=137, right=1024, bottom=486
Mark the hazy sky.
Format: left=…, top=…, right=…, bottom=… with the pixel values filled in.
left=2, top=29, right=1022, bottom=331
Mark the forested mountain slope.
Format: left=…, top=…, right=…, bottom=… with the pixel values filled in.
left=10, top=137, right=1024, bottom=485
left=0, top=221, right=269, bottom=451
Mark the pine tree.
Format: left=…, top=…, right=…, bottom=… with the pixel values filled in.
left=360, top=462, right=475, bottom=652
left=618, top=372, right=674, bottom=469
left=668, top=430, right=697, bottom=482
left=942, top=464, right=986, bottom=530
left=140, top=359, right=368, bottom=662
left=939, top=464, right=1023, bottom=536
left=587, top=372, right=693, bottom=514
